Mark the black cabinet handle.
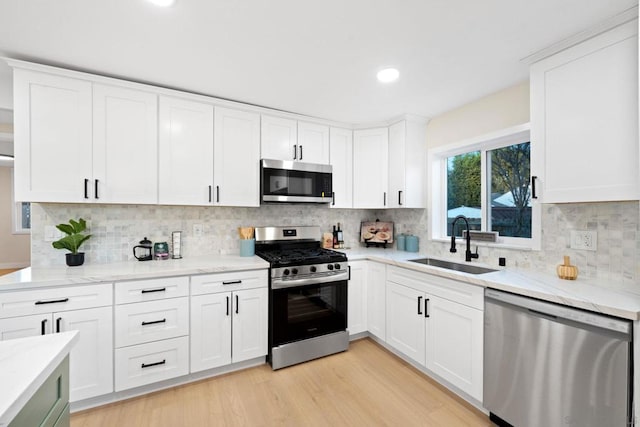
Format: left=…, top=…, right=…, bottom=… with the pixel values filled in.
left=299, top=145, right=303, bottom=160
left=35, top=298, right=69, bottom=305
left=141, top=287, right=166, bottom=294
left=235, top=294, right=239, bottom=314
left=226, top=296, right=230, bottom=316
left=398, top=190, right=403, bottom=206
left=95, top=179, right=99, bottom=199
left=41, top=319, right=47, bottom=335
left=332, top=192, right=335, bottom=206
left=216, top=186, right=220, bottom=203
left=425, top=298, right=430, bottom=318
left=531, top=176, right=538, bottom=199
left=141, top=359, right=166, bottom=369
left=417, top=296, right=423, bottom=315
left=56, top=317, right=62, bottom=333
left=293, top=145, right=297, bottom=160
left=222, top=280, right=242, bottom=285
left=383, top=192, right=387, bottom=206
left=84, top=179, right=89, bottom=199
left=141, top=318, right=166, bottom=326
left=348, top=266, right=351, bottom=281
left=208, top=185, right=212, bottom=203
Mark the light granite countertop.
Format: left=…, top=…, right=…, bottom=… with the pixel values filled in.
left=2, top=250, right=639, bottom=321
left=0, top=331, right=79, bottom=427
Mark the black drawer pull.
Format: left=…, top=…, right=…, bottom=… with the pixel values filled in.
left=56, top=317, right=62, bottom=333
left=222, top=280, right=242, bottom=285
left=141, top=287, right=166, bottom=294
left=425, top=298, right=430, bottom=318
left=141, top=318, right=166, bottom=326
left=141, top=359, right=166, bottom=369
left=41, top=318, right=47, bottom=335
left=35, top=298, right=69, bottom=305
left=417, top=296, right=423, bottom=315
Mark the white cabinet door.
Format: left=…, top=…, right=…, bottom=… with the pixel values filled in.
left=56, top=306, right=113, bottom=401
left=347, top=261, right=367, bottom=335
left=214, top=107, right=261, bottom=207
left=158, top=96, right=214, bottom=205
left=190, top=293, right=232, bottom=372
left=353, top=128, right=389, bottom=208
left=329, top=127, right=353, bottom=208
left=0, top=313, right=51, bottom=340
left=297, top=122, right=329, bottom=164
left=385, top=282, right=425, bottom=365
left=388, top=120, right=427, bottom=208
left=425, top=295, right=483, bottom=401
left=367, top=261, right=386, bottom=340
left=93, top=84, right=158, bottom=204
left=530, top=21, right=639, bottom=203
left=13, top=70, right=92, bottom=202
left=232, top=287, right=268, bottom=363
left=261, top=115, right=297, bottom=161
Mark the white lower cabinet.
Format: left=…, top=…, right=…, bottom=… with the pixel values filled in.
left=385, top=266, right=484, bottom=401
left=190, top=270, right=268, bottom=373
left=115, top=336, right=189, bottom=391
left=367, top=261, right=386, bottom=340
left=347, top=261, right=367, bottom=335
left=0, top=284, right=114, bottom=402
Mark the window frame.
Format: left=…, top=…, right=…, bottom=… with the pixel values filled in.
left=429, top=123, right=540, bottom=250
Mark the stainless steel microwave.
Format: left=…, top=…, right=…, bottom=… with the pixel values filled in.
left=261, top=159, right=332, bottom=204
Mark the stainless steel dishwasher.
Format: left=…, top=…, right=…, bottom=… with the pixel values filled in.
left=484, top=289, right=632, bottom=427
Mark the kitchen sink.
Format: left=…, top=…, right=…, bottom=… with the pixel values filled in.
left=408, top=258, right=497, bottom=275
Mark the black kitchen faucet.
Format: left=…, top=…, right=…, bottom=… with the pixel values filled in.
left=450, top=215, right=479, bottom=262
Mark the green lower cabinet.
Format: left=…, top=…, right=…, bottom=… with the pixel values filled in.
left=9, top=356, right=70, bottom=427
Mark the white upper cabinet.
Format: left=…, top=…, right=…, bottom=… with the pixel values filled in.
left=329, top=127, right=353, bottom=208
left=388, top=119, right=427, bottom=208
left=297, top=121, right=330, bottom=164
left=13, top=70, right=92, bottom=202
left=261, top=115, right=330, bottom=164
left=530, top=20, right=639, bottom=203
left=213, top=107, right=261, bottom=207
left=158, top=96, right=214, bottom=205
left=261, top=115, right=298, bottom=161
left=93, top=84, right=158, bottom=204
left=353, top=127, right=389, bottom=208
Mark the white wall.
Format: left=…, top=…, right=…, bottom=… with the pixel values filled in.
left=0, top=166, right=30, bottom=268
left=0, top=62, right=12, bottom=110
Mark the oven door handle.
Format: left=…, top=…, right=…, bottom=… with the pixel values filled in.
left=271, top=270, right=349, bottom=289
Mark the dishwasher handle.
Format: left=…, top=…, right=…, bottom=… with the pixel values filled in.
left=485, top=288, right=632, bottom=339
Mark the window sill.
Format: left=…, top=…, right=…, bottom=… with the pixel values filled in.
left=430, top=237, right=534, bottom=252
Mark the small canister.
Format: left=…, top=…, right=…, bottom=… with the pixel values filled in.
left=397, top=234, right=406, bottom=251
left=405, top=235, right=419, bottom=253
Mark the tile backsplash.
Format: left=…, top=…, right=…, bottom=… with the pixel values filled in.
left=31, top=200, right=639, bottom=286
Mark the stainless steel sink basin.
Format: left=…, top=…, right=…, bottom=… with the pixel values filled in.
left=408, top=258, right=497, bottom=275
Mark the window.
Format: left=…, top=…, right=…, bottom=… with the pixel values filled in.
left=430, top=124, right=540, bottom=249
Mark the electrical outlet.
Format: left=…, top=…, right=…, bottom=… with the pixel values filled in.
left=193, top=224, right=203, bottom=237
left=570, top=230, right=597, bottom=251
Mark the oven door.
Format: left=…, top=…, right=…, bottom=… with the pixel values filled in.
left=261, top=159, right=332, bottom=203
left=270, top=279, right=347, bottom=347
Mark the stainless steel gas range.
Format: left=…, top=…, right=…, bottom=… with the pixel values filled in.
left=255, top=226, right=349, bottom=370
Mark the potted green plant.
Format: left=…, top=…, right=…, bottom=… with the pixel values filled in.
left=52, top=218, right=92, bottom=267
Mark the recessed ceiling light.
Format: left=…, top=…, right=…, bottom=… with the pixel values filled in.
left=147, top=0, right=175, bottom=7
left=377, top=68, right=399, bottom=83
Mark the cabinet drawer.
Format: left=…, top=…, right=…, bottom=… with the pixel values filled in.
left=0, top=283, right=112, bottom=319
left=114, top=336, right=189, bottom=391
left=191, top=269, right=267, bottom=295
left=115, top=276, right=189, bottom=304
left=387, top=266, right=483, bottom=310
left=115, top=297, right=189, bottom=347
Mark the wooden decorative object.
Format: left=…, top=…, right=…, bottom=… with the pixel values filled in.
left=557, top=256, right=578, bottom=280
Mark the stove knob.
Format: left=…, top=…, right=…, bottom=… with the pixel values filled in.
left=334, top=263, right=341, bottom=270
left=327, top=264, right=334, bottom=271
left=292, top=268, right=298, bottom=275
left=283, top=269, right=290, bottom=276
left=310, top=266, right=317, bottom=273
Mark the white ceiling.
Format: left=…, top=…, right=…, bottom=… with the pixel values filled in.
left=0, top=0, right=637, bottom=124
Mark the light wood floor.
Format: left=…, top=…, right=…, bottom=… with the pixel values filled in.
left=71, top=338, right=491, bottom=427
